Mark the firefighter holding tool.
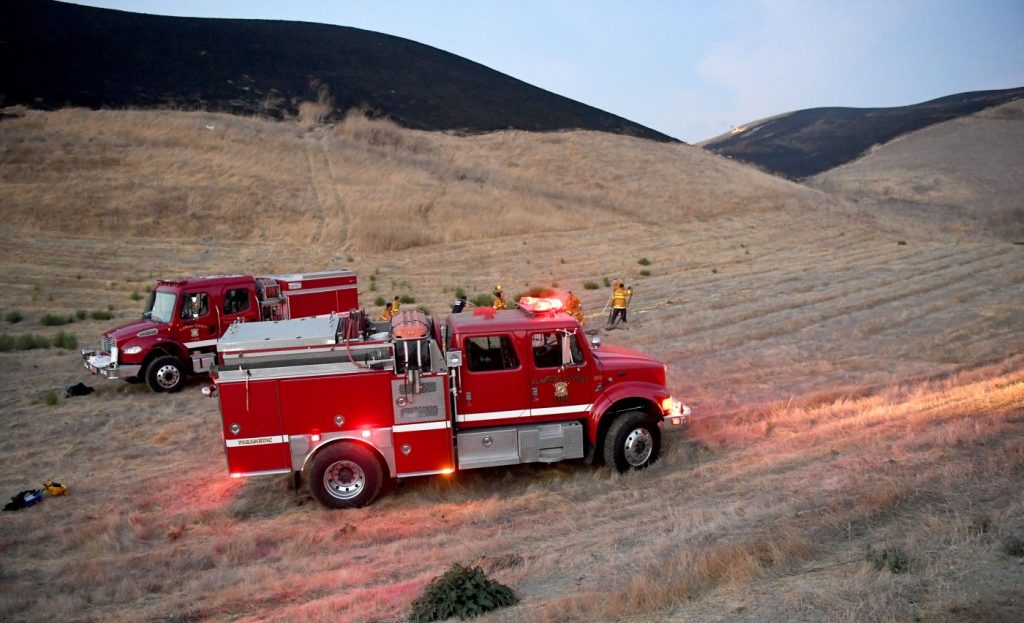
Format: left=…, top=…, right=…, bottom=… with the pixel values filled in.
left=606, top=281, right=632, bottom=329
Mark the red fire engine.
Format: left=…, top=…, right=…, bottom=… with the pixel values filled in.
left=82, top=270, right=358, bottom=393
left=209, top=297, right=689, bottom=508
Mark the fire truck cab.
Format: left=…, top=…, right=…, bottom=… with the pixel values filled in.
left=211, top=297, right=689, bottom=509
left=82, top=270, right=357, bottom=393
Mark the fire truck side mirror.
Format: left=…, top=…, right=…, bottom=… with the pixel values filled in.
left=591, top=336, right=602, bottom=350
left=446, top=350, right=463, bottom=368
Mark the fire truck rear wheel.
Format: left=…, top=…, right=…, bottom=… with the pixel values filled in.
left=604, top=411, right=661, bottom=472
left=145, top=356, right=185, bottom=393
left=309, top=443, right=384, bottom=509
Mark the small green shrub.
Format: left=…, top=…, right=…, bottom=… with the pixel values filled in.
left=638, top=257, right=652, bottom=266
left=16, top=333, right=50, bottom=350
left=417, top=305, right=430, bottom=314
left=0, top=335, right=14, bottom=352
left=470, top=294, right=493, bottom=308
left=1002, top=535, right=1024, bottom=557
left=75, top=309, right=88, bottom=320
left=107, top=304, right=114, bottom=311
left=90, top=310, right=114, bottom=321
left=583, top=281, right=600, bottom=290
left=374, top=296, right=386, bottom=307
left=52, top=331, right=78, bottom=350
left=409, top=563, right=518, bottom=622
left=5, top=310, right=23, bottom=323
left=712, top=268, right=719, bottom=274
left=866, top=545, right=908, bottom=574
left=43, top=389, right=59, bottom=406
left=369, top=281, right=377, bottom=291
left=346, top=254, right=354, bottom=262
left=41, top=314, right=70, bottom=327
left=639, top=269, right=651, bottom=277
left=454, top=287, right=466, bottom=299
left=897, top=240, right=908, bottom=245
left=130, top=290, right=142, bottom=301
left=400, top=294, right=416, bottom=305
left=603, top=277, right=611, bottom=287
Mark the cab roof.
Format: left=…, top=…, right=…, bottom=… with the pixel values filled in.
left=155, top=275, right=252, bottom=289
left=446, top=307, right=575, bottom=335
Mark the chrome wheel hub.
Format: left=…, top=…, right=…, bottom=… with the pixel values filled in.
left=623, top=428, right=653, bottom=467
left=324, top=460, right=365, bottom=500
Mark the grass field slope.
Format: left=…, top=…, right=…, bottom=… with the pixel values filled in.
left=701, top=87, right=1024, bottom=178
left=1, top=109, right=1022, bottom=622
left=809, top=99, right=1024, bottom=241
left=1, top=0, right=673, bottom=141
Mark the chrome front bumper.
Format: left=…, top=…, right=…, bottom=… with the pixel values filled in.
left=81, top=350, right=141, bottom=380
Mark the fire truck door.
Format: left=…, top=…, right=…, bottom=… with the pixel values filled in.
left=176, top=290, right=217, bottom=349
left=527, top=330, right=593, bottom=421
left=221, top=380, right=291, bottom=475
left=455, top=334, right=530, bottom=426
left=391, top=374, right=455, bottom=476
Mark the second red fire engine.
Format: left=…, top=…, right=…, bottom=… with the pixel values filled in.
left=209, top=296, right=689, bottom=508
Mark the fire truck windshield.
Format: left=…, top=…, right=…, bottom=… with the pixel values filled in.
left=143, top=290, right=177, bottom=324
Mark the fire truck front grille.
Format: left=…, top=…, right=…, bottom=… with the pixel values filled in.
left=397, top=382, right=437, bottom=394
left=101, top=335, right=116, bottom=354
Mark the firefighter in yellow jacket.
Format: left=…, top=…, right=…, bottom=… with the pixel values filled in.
left=379, top=302, right=394, bottom=322
left=493, top=285, right=507, bottom=310
left=391, top=296, right=401, bottom=314
left=565, top=290, right=584, bottom=325
left=606, top=282, right=632, bottom=329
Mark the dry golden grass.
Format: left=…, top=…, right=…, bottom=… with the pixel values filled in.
left=1, top=108, right=1022, bottom=622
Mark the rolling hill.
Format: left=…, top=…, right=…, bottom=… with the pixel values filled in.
left=701, top=87, right=1024, bottom=178
left=810, top=99, right=1024, bottom=241
left=0, top=0, right=673, bottom=141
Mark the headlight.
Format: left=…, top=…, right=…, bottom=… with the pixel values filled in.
left=122, top=345, right=142, bottom=355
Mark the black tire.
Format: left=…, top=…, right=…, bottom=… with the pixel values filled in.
left=145, top=355, right=185, bottom=393
left=309, top=443, right=384, bottom=509
left=603, top=411, right=661, bottom=472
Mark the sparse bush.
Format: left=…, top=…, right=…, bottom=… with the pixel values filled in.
left=90, top=310, right=113, bottom=320
left=417, top=306, right=430, bottom=314
left=583, top=281, right=600, bottom=290
left=41, top=314, right=70, bottom=327
left=454, top=287, right=466, bottom=299
left=1002, top=535, right=1024, bottom=557
left=5, top=310, right=23, bottom=323
left=374, top=296, right=386, bottom=307
left=0, top=335, right=14, bottom=352
left=43, top=389, right=59, bottom=406
left=130, top=290, right=142, bottom=301
left=409, top=563, right=518, bottom=622
left=639, top=269, right=651, bottom=277
left=52, top=331, right=78, bottom=350
left=75, top=309, right=88, bottom=320
left=400, top=294, right=416, bottom=305
left=638, top=257, right=652, bottom=266
left=712, top=268, right=719, bottom=274
left=346, top=254, right=354, bottom=262
left=16, top=333, right=50, bottom=350
left=470, top=294, right=493, bottom=308
left=866, top=544, right=908, bottom=574
left=603, top=277, right=611, bottom=287
left=897, top=240, right=908, bottom=245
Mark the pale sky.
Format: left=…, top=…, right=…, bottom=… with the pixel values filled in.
left=70, top=1, right=1024, bottom=142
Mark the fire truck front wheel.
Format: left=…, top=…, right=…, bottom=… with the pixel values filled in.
left=309, top=443, right=384, bottom=509
left=603, top=411, right=661, bottom=472
left=145, top=356, right=185, bottom=393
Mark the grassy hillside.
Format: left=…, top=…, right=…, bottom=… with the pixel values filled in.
left=0, top=107, right=825, bottom=252
left=809, top=100, right=1024, bottom=241
left=1, top=109, right=1022, bottom=622
left=701, top=87, right=1024, bottom=178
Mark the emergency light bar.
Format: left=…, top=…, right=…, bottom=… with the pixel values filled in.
left=517, top=297, right=564, bottom=315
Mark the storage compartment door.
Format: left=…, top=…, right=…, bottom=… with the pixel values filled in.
left=219, top=380, right=290, bottom=475
left=391, top=375, right=454, bottom=476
